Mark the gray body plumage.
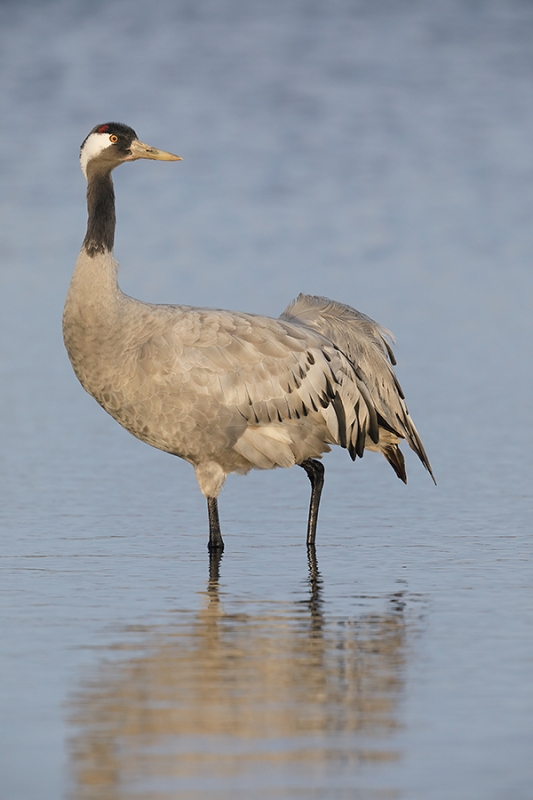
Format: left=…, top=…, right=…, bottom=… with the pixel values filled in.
left=63, top=123, right=434, bottom=551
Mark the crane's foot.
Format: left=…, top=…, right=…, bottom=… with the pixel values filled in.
left=299, top=459, right=325, bottom=547
left=207, top=496, right=225, bottom=552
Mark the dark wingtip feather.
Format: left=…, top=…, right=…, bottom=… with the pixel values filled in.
left=383, top=445, right=407, bottom=483
left=332, top=392, right=347, bottom=449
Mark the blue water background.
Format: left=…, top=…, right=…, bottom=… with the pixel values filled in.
left=0, top=2, right=532, bottom=798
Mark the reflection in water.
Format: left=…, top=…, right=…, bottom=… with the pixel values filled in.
left=68, top=551, right=410, bottom=799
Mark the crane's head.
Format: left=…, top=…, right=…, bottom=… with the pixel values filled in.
left=80, top=122, right=181, bottom=179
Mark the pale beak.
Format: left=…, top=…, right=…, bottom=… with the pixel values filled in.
left=127, top=139, right=182, bottom=161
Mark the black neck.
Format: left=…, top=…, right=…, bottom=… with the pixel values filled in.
left=83, top=170, right=116, bottom=257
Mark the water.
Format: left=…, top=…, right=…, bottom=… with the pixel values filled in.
left=1, top=1, right=532, bottom=798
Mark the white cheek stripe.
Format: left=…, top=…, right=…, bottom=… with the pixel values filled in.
left=80, top=132, right=113, bottom=178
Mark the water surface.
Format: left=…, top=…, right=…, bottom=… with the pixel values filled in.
left=1, top=1, right=532, bottom=798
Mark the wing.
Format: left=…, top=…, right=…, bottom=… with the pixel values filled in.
left=133, top=305, right=383, bottom=470
left=280, top=294, right=435, bottom=482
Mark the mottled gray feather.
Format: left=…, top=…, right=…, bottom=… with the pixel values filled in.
left=280, top=293, right=435, bottom=483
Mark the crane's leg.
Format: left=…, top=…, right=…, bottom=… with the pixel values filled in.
left=209, top=548, right=223, bottom=584
left=299, top=459, right=325, bottom=547
left=207, top=496, right=224, bottom=552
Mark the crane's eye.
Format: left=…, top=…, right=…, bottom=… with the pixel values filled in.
left=109, top=134, right=119, bottom=143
